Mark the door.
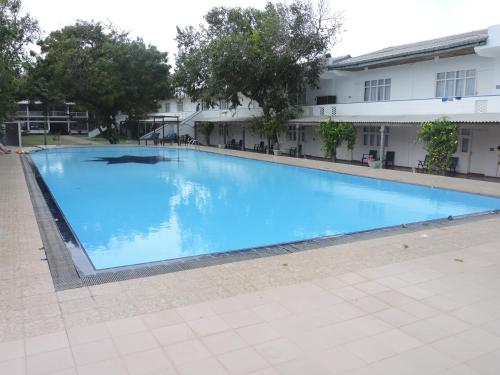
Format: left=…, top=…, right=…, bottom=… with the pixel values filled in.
left=469, top=127, right=499, bottom=176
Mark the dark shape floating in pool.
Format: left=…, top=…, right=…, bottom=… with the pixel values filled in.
left=88, top=155, right=176, bottom=165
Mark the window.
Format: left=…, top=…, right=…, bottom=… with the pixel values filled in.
left=218, top=124, right=228, bottom=137
left=164, top=102, right=170, bottom=112
left=363, top=126, right=389, bottom=147
left=459, top=128, right=470, bottom=153
left=286, top=126, right=305, bottom=142
left=364, top=79, right=391, bottom=102
left=219, top=100, right=228, bottom=110
left=176, top=100, right=184, bottom=112
left=435, top=70, right=476, bottom=97
left=316, top=96, right=336, bottom=105
left=296, top=90, right=307, bottom=106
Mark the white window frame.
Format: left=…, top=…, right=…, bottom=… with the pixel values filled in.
left=219, top=100, right=228, bottom=110
left=435, top=69, right=476, bottom=98
left=364, top=79, right=391, bottom=102
left=363, top=126, right=389, bottom=147
left=286, top=126, right=305, bottom=142
left=459, top=128, right=471, bottom=153
left=176, top=100, right=184, bottom=112
left=164, top=102, right=170, bottom=112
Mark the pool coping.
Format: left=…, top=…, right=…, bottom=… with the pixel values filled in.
left=21, top=150, right=500, bottom=291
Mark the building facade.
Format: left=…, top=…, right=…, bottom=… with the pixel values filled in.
left=143, top=24, right=500, bottom=177
left=13, top=101, right=89, bottom=135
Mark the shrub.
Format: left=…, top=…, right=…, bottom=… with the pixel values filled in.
left=418, top=118, right=458, bottom=174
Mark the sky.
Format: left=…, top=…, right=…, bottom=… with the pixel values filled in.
left=22, top=0, right=500, bottom=63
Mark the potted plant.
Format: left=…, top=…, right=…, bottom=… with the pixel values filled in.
left=273, top=142, right=280, bottom=156
left=368, top=156, right=381, bottom=168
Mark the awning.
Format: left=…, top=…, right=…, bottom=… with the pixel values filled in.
left=195, top=115, right=257, bottom=124
left=289, top=113, right=500, bottom=126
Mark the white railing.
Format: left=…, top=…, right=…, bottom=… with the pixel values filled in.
left=298, top=95, right=500, bottom=118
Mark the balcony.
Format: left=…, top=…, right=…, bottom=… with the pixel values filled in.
left=14, top=110, right=88, bottom=118
left=298, top=95, right=500, bottom=119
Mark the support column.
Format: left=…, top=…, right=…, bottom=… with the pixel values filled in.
left=296, top=124, right=300, bottom=158
left=223, top=124, right=227, bottom=146
left=66, top=104, right=70, bottom=134
left=379, top=125, right=386, bottom=168
left=242, top=127, right=246, bottom=150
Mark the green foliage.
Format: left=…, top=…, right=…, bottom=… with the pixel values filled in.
left=30, top=21, right=172, bottom=143
left=418, top=118, right=458, bottom=174
left=317, top=119, right=356, bottom=161
left=0, top=0, right=39, bottom=121
left=175, top=0, right=341, bottom=141
left=249, top=115, right=286, bottom=150
left=199, top=122, right=214, bottom=145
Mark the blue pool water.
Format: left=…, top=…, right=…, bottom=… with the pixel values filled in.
left=30, top=147, right=500, bottom=270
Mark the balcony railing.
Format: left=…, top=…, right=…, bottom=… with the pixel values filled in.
left=298, top=95, right=500, bottom=118
left=14, top=110, right=88, bottom=118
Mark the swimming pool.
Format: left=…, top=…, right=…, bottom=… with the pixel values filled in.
left=30, top=147, right=500, bottom=270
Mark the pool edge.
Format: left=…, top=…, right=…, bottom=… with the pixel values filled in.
left=21, top=153, right=500, bottom=290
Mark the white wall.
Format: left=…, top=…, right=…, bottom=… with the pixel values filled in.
left=308, top=53, right=499, bottom=105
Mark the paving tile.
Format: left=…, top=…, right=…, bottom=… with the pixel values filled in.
left=354, top=281, right=390, bottom=295
left=246, top=368, right=279, bottom=375
left=440, top=364, right=481, bottom=375
left=176, top=302, right=217, bottom=321
left=398, top=300, right=439, bottom=319
left=336, top=272, right=367, bottom=285
left=71, top=338, right=118, bottom=366
left=141, top=309, right=184, bottom=329
left=466, top=348, right=500, bottom=375
left=122, top=348, right=174, bottom=375
left=310, top=346, right=367, bottom=374
left=105, top=316, right=147, bottom=337
left=350, top=295, right=390, bottom=313
left=25, top=331, right=69, bottom=356
left=254, top=338, right=302, bottom=365
left=66, top=323, right=110, bottom=346
left=0, top=357, right=25, bottom=375
left=76, top=358, right=128, bottom=375
left=152, top=322, right=195, bottom=346
left=400, top=314, right=471, bottom=343
left=345, top=329, right=422, bottom=363
left=113, top=331, right=159, bottom=355
left=164, top=339, right=212, bottom=367
left=274, top=357, right=330, bottom=375
left=252, top=302, right=291, bottom=321
left=332, top=286, right=368, bottom=301
left=374, top=307, right=421, bottom=327
left=177, top=357, right=229, bottom=375
left=220, top=309, right=264, bottom=329
left=218, top=347, right=269, bottom=375
left=188, top=316, right=231, bottom=337
left=26, top=347, right=75, bottom=375
left=236, top=322, right=282, bottom=345
left=432, top=328, right=500, bottom=363
left=202, top=330, right=247, bottom=355
left=0, top=339, right=24, bottom=362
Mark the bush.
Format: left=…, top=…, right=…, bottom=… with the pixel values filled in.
left=418, top=118, right=458, bottom=174
left=317, top=119, right=356, bottom=161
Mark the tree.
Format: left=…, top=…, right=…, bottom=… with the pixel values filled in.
left=0, top=0, right=38, bottom=121
left=418, top=118, right=458, bottom=175
left=198, top=122, right=214, bottom=145
left=33, top=21, right=172, bottom=143
left=175, top=0, right=341, bottom=146
left=317, top=119, right=356, bottom=162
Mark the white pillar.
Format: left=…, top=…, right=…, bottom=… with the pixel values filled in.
left=296, top=124, right=300, bottom=158
left=379, top=125, right=386, bottom=167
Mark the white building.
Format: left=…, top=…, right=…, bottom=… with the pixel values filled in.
left=144, top=25, right=500, bottom=177
left=13, top=101, right=89, bottom=134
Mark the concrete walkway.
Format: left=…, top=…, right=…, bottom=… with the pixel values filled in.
left=1, top=150, right=500, bottom=374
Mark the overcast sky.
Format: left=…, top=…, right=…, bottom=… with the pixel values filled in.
left=23, top=0, right=500, bottom=63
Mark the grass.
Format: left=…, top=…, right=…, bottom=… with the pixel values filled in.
left=21, top=134, right=78, bottom=146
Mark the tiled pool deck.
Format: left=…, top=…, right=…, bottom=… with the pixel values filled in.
left=1, top=146, right=500, bottom=374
